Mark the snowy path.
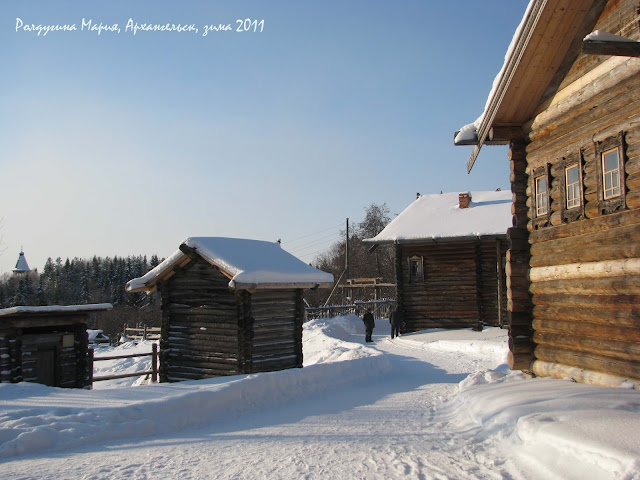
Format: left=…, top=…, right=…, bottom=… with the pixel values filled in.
left=4, top=330, right=513, bottom=480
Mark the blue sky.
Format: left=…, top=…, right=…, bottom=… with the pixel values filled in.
left=0, top=0, right=528, bottom=275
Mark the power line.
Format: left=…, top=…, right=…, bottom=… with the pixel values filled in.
left=290, top=238, right=337, bottom=257
left=281, top=222, right=343, bottom=248
left=296, top=248, right=332, bottom=262
left=285, top=231, right=342, bottom=254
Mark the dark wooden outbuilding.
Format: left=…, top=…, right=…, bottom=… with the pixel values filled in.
left=455, top=0, right=640, bottom=386
left=126, top=237, right=333, bottom=382
left=367, top=191, right=511, bottom=332
left=0, top=304, right=112, bottom=388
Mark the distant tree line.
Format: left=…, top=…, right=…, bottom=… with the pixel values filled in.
left=0, top=203, right=396, bottom=333
left=0, top=255, right=163, bottom=338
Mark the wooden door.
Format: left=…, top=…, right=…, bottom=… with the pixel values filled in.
left=35, top=347, right=57, bottom=386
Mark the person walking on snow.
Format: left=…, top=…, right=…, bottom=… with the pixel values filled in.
left=390, top=306, right=403, bottom=339
left=362, top=310, right=375, bottom=342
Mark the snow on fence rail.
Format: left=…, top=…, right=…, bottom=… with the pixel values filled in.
left=91, top=343, right=158, bottom=383
left=305, top=299, right=395, bottom=321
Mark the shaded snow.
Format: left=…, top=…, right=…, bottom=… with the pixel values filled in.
left=1, top=318, right=639, bottom=479
left=92, top=341, right=158, bottom=389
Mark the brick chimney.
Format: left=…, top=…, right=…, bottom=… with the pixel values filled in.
left=459, top=192, right=471, bottom=209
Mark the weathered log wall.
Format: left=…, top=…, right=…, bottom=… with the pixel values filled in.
left=519, top=0, right=640, bottom=383
left=0, top=335, right=18, bottom=383
left=396, top=239, right=507, bottom=332
left=506, top=139, right=535, bottom=372
left=159, top=257, right=305, bottom=382
left=0, top=321, right=91, bottom=388
left=250, top=289, right=302, bottom=373
left=160, top=258, right=240, bottom=382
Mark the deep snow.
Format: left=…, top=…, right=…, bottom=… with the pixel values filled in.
left=1, top=315, right=639, bottom=479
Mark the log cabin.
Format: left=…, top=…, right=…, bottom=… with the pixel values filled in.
left=126, top=237, right=333, bottom=382
left=366, top=191, right=511, bottom=332
left=0, top=303, right=112, bottom=388
left=455, top=0, right=640, bottom=387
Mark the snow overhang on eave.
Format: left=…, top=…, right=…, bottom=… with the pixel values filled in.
left=126, top=239, right=335, bottom=295
left=229, top=280, right=335, bottom=292
left=0, top=303, right=114, bottom=318
left=125, top=250, right=193, bottom=294
left=365, top=234, right=508, bottom=247
left=462, top=0, right=546, bottom=173
left=457, top=0, right=603, bottom=173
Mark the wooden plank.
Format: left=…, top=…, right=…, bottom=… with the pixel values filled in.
left=530, top=275, right=640, bottom=295
left=534, top=344, right=640, bottom=380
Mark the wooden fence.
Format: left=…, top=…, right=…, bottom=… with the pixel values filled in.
left=91, top=343, right=158, bottom=383
left=122, top=324, right=161, bottom=342
left=305, top=299, right=396, bottom=321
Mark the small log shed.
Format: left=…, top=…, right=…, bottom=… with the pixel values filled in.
left=126, top=237, right=333, bottom=382
left=455, top=0, right=640, bottom=387
left=366, top=191, right=511, bottom=332
left=0, top=303, right=113, bottom=388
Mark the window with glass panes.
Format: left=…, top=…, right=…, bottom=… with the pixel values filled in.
left=535, top=175, right=548, bottom=216
left=408, top=256, right=423, bottom=282
left=602, top=148, right=621, bottom=199
left=565, top=164, right=581, bottom=208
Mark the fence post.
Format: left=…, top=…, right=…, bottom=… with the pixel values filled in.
left=143, top=325, right=148, bottom=341
left=88, top=347, right=94, bottom=387
left=151, top=343, right=158, bottom=383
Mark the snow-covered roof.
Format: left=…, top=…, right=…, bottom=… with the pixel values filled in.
left=455, top=1, right=605, bottom=172
left=13, top=251, right=30, bottom=273
left=366, top=190, right=511, bottom=244
left=0, top=303, right=113, bottom=318
left=453, top=0, right=535, bottom=147
left=126, top=237, right=334, bottom=294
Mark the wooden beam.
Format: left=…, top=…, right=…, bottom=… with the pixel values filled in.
left=582, top=39, right=640, bottom=57
left=454, top=127, right=522, bottom=146
left=489, top=126, right=523, bottom=143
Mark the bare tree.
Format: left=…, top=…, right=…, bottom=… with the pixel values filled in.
left=308, top=203, right=395, bottom=305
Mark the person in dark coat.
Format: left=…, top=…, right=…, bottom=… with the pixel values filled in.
left=362, top=310, right=375, bottom=342
left=389, top=307, right=403, bottom=339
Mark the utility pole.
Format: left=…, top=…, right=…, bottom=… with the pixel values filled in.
left=345, top=218, right=350, bottom=303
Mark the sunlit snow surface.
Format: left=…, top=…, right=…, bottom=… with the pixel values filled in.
left=1, top=316, right=639, bottom=479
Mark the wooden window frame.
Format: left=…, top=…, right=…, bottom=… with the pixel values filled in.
left=408, top=256, right=424, bottom=283
left=595, top=132, right=627, bottom=215
left=560, top=151, right=585, bottom=223
left=530, top=164, right=551, bottom=229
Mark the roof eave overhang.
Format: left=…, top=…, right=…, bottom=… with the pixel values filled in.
left=466, top=0, right=549, bottom=173
left=365, top=234, right=509, bottom=246
left=230, top=281, right=335, bottom=293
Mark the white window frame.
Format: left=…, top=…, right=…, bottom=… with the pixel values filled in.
left=565, top=163, right=581, bottom=209
left=602, top=147, right=621, bottom=200
left=535, top=175, right=548, bottom=217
